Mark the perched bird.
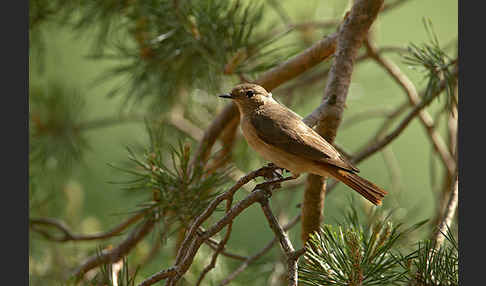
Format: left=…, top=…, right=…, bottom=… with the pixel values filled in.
left=219, top=83, right=387, bottom=205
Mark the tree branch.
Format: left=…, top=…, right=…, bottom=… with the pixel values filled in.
left=352, top=66, right=458, bottom=165
left=300, top=0, right=385, bottom=243
left=138, top=168, right=298, bottom=286
left=219, top=213, right=301, bottom=286
left=30, top=211, right=147, bottom=242
left=364, top=38, right=456, bottom=177
left=195, top=197, right=234, bottom=286
left=73, top=216, right=157, bottom=279
left=260, top=199, right=299, bottom=286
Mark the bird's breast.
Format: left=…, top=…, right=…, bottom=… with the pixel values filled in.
left=240, top=116, right=321, bottom=175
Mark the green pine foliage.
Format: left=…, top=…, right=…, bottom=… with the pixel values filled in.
left=29, top=83, right=89, bottom=169
left=403, top=19, right=457, bottom=113
left=408, top=227, right=458, bottom=286
left=298, top=205, right=458, bottom=286
left=298, top=205, right=429, bottom=286
left=110, top=123, right=231, bottom=231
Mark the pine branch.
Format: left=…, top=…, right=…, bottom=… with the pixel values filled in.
left=300, top=0, right=385, bottom=244
left=137, top=166, right=298, bottom=286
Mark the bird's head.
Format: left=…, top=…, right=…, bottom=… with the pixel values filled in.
left=219, top=83, right=275, bottom=113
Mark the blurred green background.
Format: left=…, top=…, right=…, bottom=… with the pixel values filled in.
left=29, top=0, right=457, bottom=284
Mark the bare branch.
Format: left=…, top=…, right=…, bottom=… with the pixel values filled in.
left=352, top=66, right=458, bottom=165
left=260, top=199, right=299, bottom=286
left=30, top=211, right=147, bottom=242
left=73, top=217, right=157, bottom=279
left=195, top=197, right=234, bottom=286
left=364, top=38, right=456, bottom=177
left=203, top=235, right=247, bottom=261
left=138, top=267, right=178, bottom=286
left=138, top=166, right=296, bottom=286
left=219, top=213, right=301, bottom=286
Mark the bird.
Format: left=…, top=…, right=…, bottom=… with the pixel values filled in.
left=219, top=83, right=387, bottom=205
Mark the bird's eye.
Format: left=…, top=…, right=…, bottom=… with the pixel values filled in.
left=246, top=90, right=254, bottom=98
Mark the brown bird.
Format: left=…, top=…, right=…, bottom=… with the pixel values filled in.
left=219, top=83, right=387, bottom=205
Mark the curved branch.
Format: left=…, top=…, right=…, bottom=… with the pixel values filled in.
left=352, top=66, right=458, bottom=165
left=364, top=39, right=456, bottom=177
left=73, top=217, right=157, bottom=279
left=219, top=213, right=301, bottom=286
left=138, top=169, right=298, bottom=286
left=259, top=200, right=299, bottom=286
left=30, top=211, right=147, bottom=242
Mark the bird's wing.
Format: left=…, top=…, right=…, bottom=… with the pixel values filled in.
left=250, top=106, right=359, bottom=173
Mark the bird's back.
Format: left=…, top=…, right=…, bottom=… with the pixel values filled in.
left=247, top=101, right=359, bottom=173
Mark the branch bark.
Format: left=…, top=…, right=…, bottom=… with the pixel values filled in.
left=138, top=168, right=298, bottom=286
left=300, top=0, right=385, bottom=243
left=73, top=216, right=157, bottom=279
left=219, top=214, right=301, bottom=286
left=260, top=199, right=299, bottom=286
left=30, top=211, right=147, bottom=242
left=432, top=175, right=458, bottom=248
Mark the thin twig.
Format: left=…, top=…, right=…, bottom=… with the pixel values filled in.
left=365, top=38, right=456, bottom=177
left=260, top=200, right=298, bottom=286
left=352, top=66, right=458, bottom=165
left=325, top=69, right=458, bottom=195
left=203, top=235, right=247, bottom=261
left=138, top=167, right=295, bottom=286
left=30, top=211, right=147, bottom=242
left=195, top=197, right=234, bottom=285
left=219, top=213, right=301, bottom=286
left=73, top=217, right=157, bottom=279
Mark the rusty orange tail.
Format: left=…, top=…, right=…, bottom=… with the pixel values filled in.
left=327, top=168, right=387, bottom=205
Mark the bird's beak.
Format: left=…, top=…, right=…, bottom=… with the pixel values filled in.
left=218, top=93, right=233, bottom=99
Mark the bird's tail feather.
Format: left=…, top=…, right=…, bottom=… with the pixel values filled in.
left=327, top=168, right=387, bottom=206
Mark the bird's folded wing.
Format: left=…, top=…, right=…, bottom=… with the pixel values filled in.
left=251, top=108, right=359, bottom=173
